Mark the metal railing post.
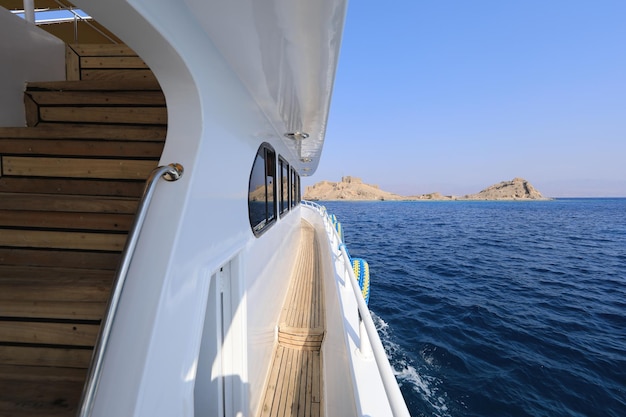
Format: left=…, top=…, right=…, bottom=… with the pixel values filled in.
left=358, top=312, right=373, bottom=360
left=23, top=0, right=34, bottom=23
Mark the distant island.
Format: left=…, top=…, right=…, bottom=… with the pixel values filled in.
left=303, top=176, right=550, bottom=201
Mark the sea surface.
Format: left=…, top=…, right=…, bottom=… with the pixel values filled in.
left=320, top=199, right=626, bottom=417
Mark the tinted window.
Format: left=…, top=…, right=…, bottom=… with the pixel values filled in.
left=279, top=157, right=290, bottom=215
left=290, top=168, right=296, bottom=208
left=248, top=144, right=276, bottom=235
left=296, top=172, right=301, bottom=204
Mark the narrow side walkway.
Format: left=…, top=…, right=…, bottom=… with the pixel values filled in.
left=259, top=220, right=325, bottom=417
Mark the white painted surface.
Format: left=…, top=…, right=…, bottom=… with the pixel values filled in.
left=182, top=0, right=348, bottom=175
left=0, top=7, right=64, bottom=126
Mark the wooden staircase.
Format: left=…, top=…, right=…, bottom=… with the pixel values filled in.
left=0, top=44, right=166, bottom=416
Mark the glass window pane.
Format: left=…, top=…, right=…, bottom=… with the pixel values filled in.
left=266, top=148, right=276, bottom=221
left=248, top=152, right=267, bottom=231
left=280, top=158, right=289, bottom=215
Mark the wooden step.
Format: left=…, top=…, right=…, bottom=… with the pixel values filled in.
left=26, top=80, right=161, bottom=91
left=0, top=125, right=167, bottom=141
left=0, top=345, right=92, bottom=369
left=0, top=321, right=99, bottom=347
left=277, top=326, right=325, bottom=351
left=2, top=156, right=158, bottom=179
left=0, top=364, right=85, bottom=417
left=0, top=229, right=126, bottom=251
left=67, top=44, right=142, bottom=57
left=0, top=300, right=107, bottom=321
left=0, top=125, right=162, bottom=197
left=0, top=137, right=165, bottom=158
left=0, top=248, right=120, bottom=270
left=0, top=210, right=133, bottom=232
left=66, top=43, right=157, bottom=84
left=26, top=90, right=165, bottom=106
left=24, top=81, right=166, bottom=127
left=0, top=265, right=113, bottom=320
left=0, top=266, right=114, bottom=302
left=0, top=193, right=138, bottom=213
left=35, top=106, right=167, bottom=125
left=0, top=177, right=145, bottom=197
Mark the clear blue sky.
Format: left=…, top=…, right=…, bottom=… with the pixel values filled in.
left=303, top=1, right=626, bottom=197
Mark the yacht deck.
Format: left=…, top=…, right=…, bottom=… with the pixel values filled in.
left=259, top=220, right=325, bottom=417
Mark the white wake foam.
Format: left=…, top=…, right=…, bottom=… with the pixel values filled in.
left=372, top=311, right=453, bottom=417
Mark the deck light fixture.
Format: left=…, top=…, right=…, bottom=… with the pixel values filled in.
left=284, top=132, right=309, bottom=140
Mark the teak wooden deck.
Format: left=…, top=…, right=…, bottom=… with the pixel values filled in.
left=259, top=221, right=325, bottom=417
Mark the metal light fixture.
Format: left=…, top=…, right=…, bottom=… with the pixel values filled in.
left=284, top=132, right=309, bottom=140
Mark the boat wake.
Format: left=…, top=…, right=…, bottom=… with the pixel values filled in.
left=372, top=311, right=453, bottom=417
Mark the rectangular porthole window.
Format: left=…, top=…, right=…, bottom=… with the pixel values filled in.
left=279, top=157, right=290, bottom=216
left=248, top=144, right=277, bottom=235
left=290, top=168, right=296, bottom=208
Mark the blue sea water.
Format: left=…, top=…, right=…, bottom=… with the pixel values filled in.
left=320, top=199, right=626, bottom=417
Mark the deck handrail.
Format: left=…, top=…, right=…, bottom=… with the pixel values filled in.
left=78, top=163, right=184, bottom=417
left=301, top=200, right=411, bottom=417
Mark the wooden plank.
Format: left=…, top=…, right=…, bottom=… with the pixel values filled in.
left=24, top=93, right=39, bottom=127
left=285, top=349, right=301, bottom=417
left=0, top=248, right=120, bottom=270
left=312, top=351, right=321, bottom=405
left=259, top=346, right=285, bottom=417
left=81, top=69, right=158, bottom=84
left=2, top=156, right=158, bottom=179
left=0, top=264, right=114, bottom=282
left=25, top=90, right=166, bottom=106
left=0, top=345, right=91, bottom=369
left=66, top=44, right=81, bottom=81
left=0, top=138, right=165, bottom=158
left=0, top=193, right=138, bottom=213
left=69, top=44, right=137, bottom=57
left=81, top=56, right=148, bottom=69
left=0, top=321, right=99, bottom=346
left=0, top=229, right=126, bottom=251
left=0, top=366, right=85, bottom=416
left=0, top=177, right=145, bottom=197
left=0, top=125, right=167, bottom=140
left=0, top=364, right=86, bottom=383
left=0, top=210, right=134, bottom=231
left=275, top=347, right=293, bottom=417
left=0, top=300, right=106, bottom=321
left=278, top=340, right=324, bottom=351
left=297, top=350, right=309, bottom=417
left=26, top=80, right=161, bottom=91
left=313, top=236, right=324, bottom=329
left=38, top=106, right=167, bottom=124
left=0, top=271, right=113, bottom=303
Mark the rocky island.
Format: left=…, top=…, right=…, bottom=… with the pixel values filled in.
left=303, top=176, right=550, bottom=201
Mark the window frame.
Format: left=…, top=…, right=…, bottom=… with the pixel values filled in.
left=248, top=143, right=277, bottom=236
left=278, top=156, right=290, bottom=216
